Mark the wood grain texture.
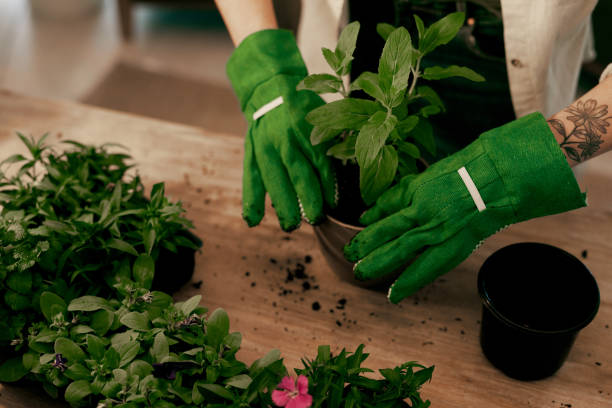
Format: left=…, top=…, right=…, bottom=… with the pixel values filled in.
left=0, top=89, right=610, bottom=407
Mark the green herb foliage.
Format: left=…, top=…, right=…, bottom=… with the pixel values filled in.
left=297, top=345, right=433, bottom=408
left=298, top=14, right=485, bottom=205
left=0, top=134, right=201, bottom=353
left=0, top=134, right=433, bottom=407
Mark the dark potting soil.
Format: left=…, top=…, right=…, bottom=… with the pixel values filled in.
left=328, top=160, right=367, bottom=226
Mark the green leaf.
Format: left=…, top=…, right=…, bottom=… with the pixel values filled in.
left=120, top=312, right=150, bottom=331
left=420, top=12, right=465, bottom=55
left=379, top=27, right=413, bottom=107
left=64, top=363, right=91, bottom=381
left=7, top=269, right=32, bottom=294
left=336, top=21, right=359, bottom=75
left=107, top=238, right=138, bottom=256
left=113, top=368, right=128, bottom=385
left=70, top=325, right=95, bottom=336
left=180, top=294, right=202, bottom=316
left=4, top=290, right=30, bottom=311
left=133, top=254, right=155, bottom=290
left=225, top=374, right=252, bottom=389
left=355, top=111, right=397, bottom=169
left=414, top=14, right=426, bottom=41
left=249, top=349, right=281, bottom=376
left=327, top=132, right=357, bottom=161
left=17, top=132, right=36, bottom=156
left=419, top=105, right=440, bottom=118
left=410, top=118, right=436, bottom=156
left=151, top=332, right=169, bottom=363
left=207, top=308, right=229, bottom=348
left=90, top=309, right=115, bottom=336
left=0, top=154, right=27, bottom=166
left=398, top=153, right=418, bottom=177
left=297, top=74, right=343, bottom=94
left=43, top=219, right=73, bottom=234
left=397, top=116, right=419, bottom=134
left=22, top=351, right=38, bottom=370
left=68, top=296, right=111, bottom=312
left=117, top=341, right=140, bottom=367
left=310, top=126, right=343, bottom=146
left=350, top=72, right=386, bottom=102
left=104, top=347, right=121, bottom=370
left=143, top=227, right=156, bottom=255
left=317, top=345, right=331, bottom=363
left=376, top=23, right=396, bottom=40
left=305, top=98, right=383, bottom=130
left=415, top=85, right=445, bottom=111
left=40, top=291, right=67, bottom=322
left=43, top=383, right=58, bottom=399
left=55, top=338, right=86, bottom=362
left=398, top=141, right=421, bottom=158
left=128, top=360, right=153, bottom=378
left=197, top=383, right=235, bottom=401
left=360, top=145, right=398, bottom=205
left=149, top=291, right=173, bottom=310
left=322, top=47, right=341, bottom=72
left=87, top=335, right=107, bottom=360
left=422, top=65, right=485, bottom=82
left=64, top=380, right=92, bottom=404
left=150, top=183, right=165, bottom=207
left=0, top=357, right=29, bottom=382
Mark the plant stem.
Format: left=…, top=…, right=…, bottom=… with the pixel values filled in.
left=338, top=74, right=349, bottom=98
left=407, top=57, right=422, bottom=97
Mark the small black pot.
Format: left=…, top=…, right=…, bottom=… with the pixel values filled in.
left=152, top=229, right=202, bottom=293
left=478, top=242, right=600, bottom=381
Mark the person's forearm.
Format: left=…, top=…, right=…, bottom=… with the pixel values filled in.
left=215, top=0, right=278, bottom=46
left=547, top=75, right=612, bottom=166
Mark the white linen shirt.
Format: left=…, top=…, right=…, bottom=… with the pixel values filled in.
left=297, top=0, right=607, bottom=117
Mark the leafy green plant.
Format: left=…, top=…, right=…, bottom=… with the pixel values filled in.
left=0, top=134, right=434, bottom=407
left=0, top=134, right=201, bottom=352
left=297, top=345, right=433, bottom=408
left=299, top=13, right=484, bottom=205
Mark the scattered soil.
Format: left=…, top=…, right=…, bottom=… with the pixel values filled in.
left=240, top=251, right=357, bottom=328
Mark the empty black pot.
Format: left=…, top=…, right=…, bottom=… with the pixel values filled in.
left=478, top=242, right=600, bottom=381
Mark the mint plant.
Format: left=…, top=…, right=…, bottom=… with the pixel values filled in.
left=299, top=13, right=484, bottom=205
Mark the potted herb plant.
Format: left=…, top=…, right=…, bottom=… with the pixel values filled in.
left=297, top=13, right=484, bottom=285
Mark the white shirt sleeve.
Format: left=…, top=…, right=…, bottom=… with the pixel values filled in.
left=599, top=63, right=612, bottom=83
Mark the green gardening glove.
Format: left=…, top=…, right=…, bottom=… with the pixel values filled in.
left=344, top=112, right=586, bottom=303
left=227, top=30, right=336, bottom=231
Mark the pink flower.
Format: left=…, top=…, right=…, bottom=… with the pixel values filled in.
left=272, top=375, right=312, bottom=408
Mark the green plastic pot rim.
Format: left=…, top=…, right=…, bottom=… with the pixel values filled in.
left=477, top=242, right=600, bottom=337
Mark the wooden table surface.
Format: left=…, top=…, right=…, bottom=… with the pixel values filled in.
left=0, top=89, right=610, bottom=407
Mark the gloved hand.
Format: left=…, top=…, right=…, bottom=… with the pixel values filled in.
left=227, top=30, right=336, bottom=231
left=344, top=112, right=586, bottom=303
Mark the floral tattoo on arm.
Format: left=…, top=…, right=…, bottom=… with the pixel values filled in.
left=548, top=99, right=611, bottom=162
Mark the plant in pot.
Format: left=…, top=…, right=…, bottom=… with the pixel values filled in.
left=297, top=13, right=484, bottom=286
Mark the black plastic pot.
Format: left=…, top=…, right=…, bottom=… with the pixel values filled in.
left=152, top=229, right=202, bottom=293
left=478, top=242, right=600, bottom=381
